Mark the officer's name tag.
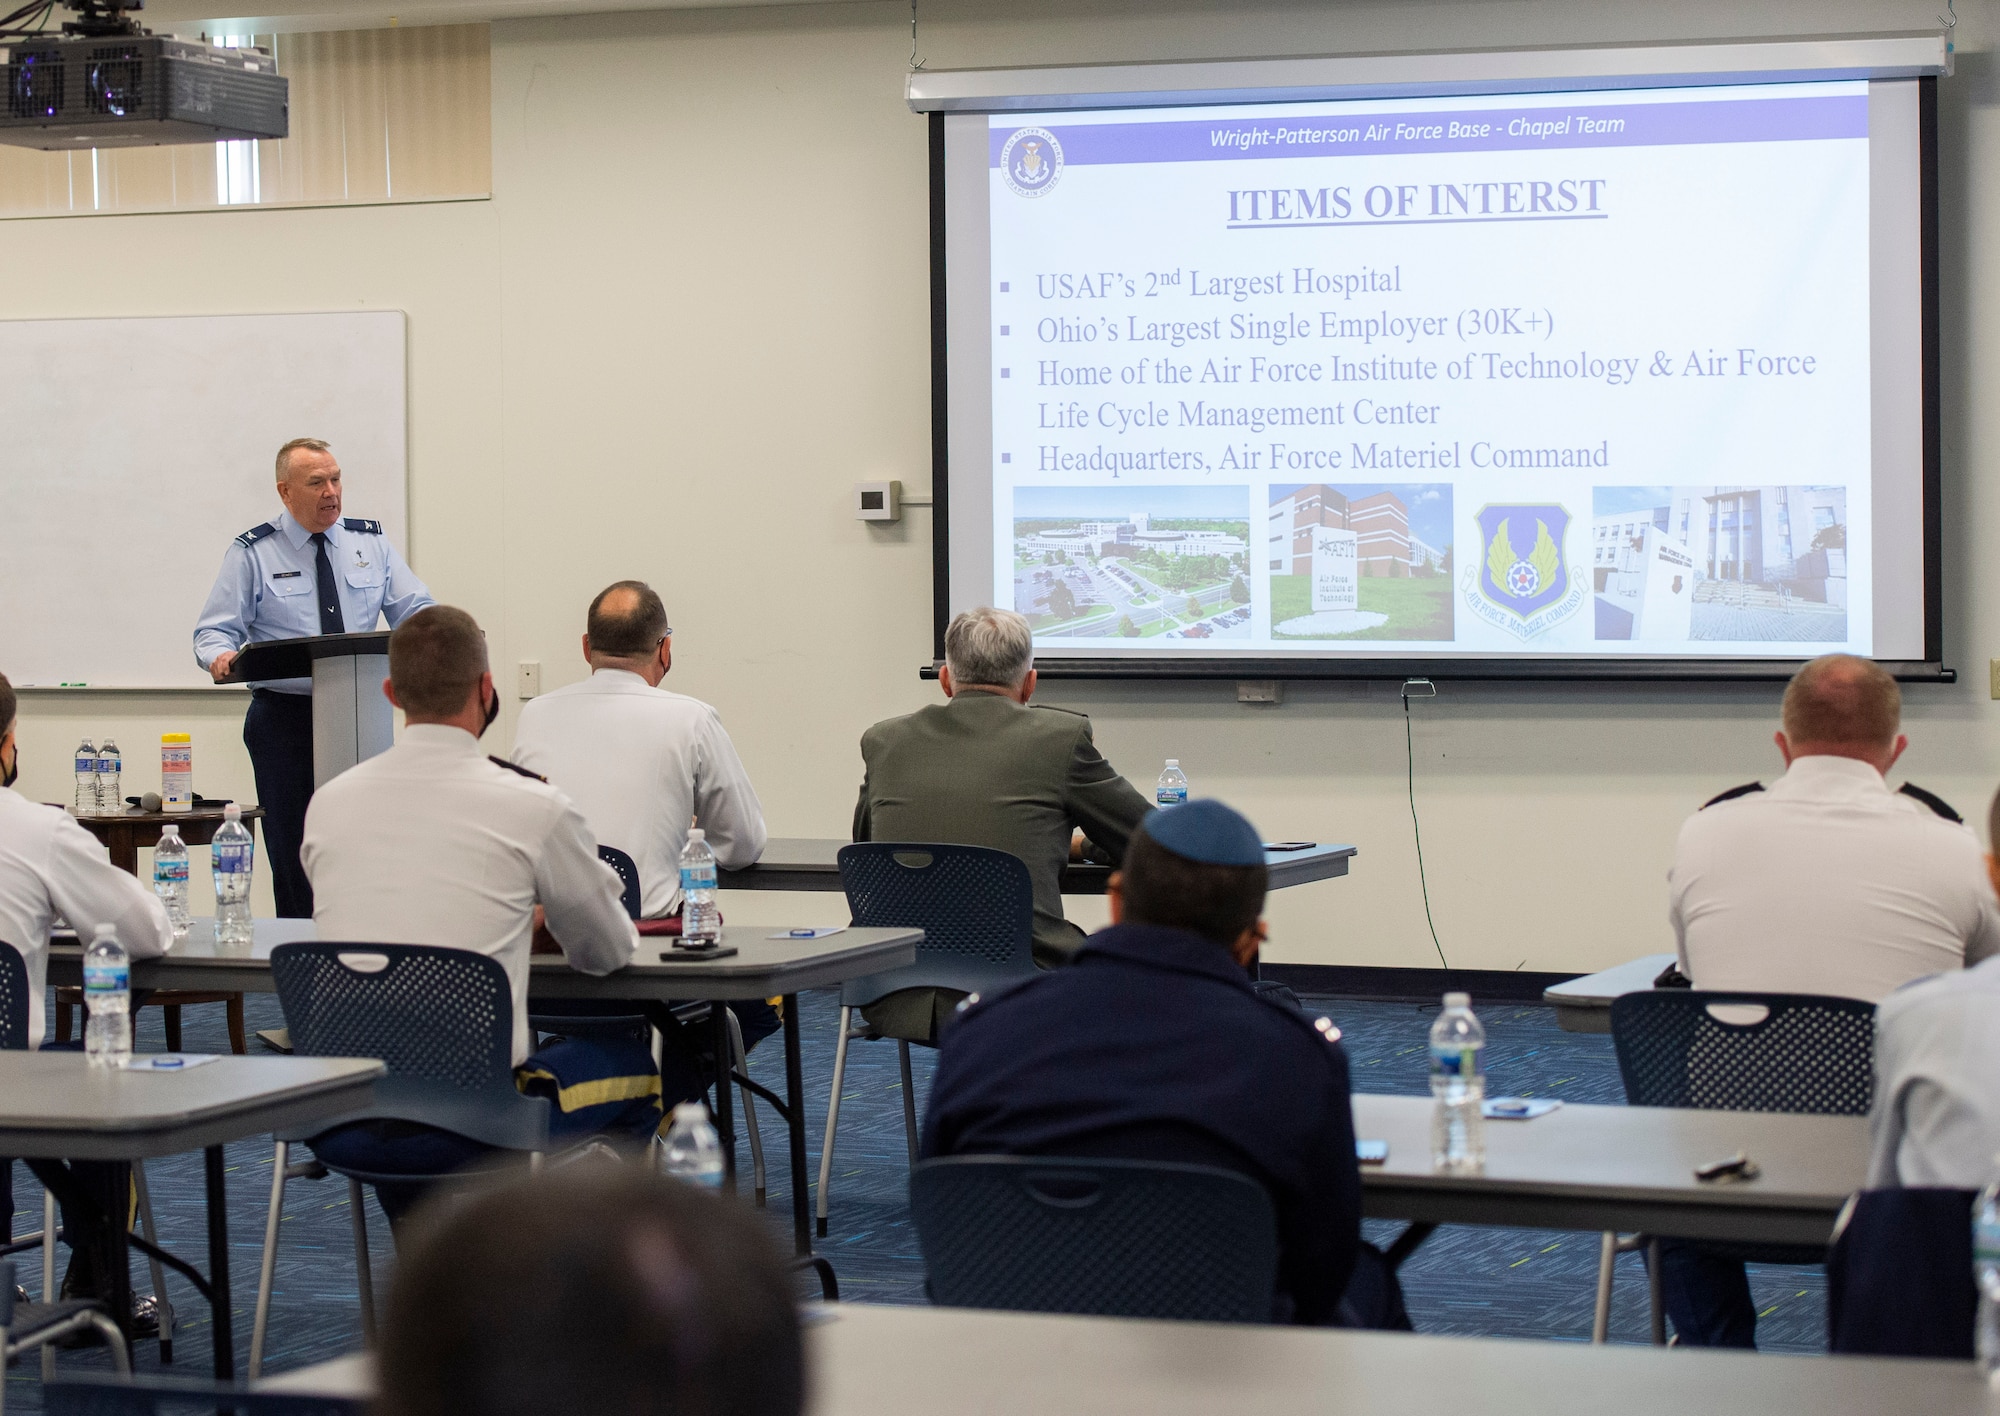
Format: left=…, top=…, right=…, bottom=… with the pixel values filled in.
left=272, top=570, right=303, bottom=579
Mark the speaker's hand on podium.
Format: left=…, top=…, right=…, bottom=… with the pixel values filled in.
left=208, top=650, right=238, bottom=683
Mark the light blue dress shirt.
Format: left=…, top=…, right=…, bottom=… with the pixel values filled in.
left=193, top=507, right=434, bottom=693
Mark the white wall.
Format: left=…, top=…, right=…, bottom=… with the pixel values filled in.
left=9, top=0, right=1996, bottom=969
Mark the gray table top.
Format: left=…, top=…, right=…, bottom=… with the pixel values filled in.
left=0, top=1053, right=382, bottom=1160
left=51, top=921, right=921, bottom=1002
left=1541, top=954, right=1678, bottom=1033
left=260, top=1302, right=1997, bottom=1415
left=720, top=837, right=1356, bottom=894
left=1354, top=1093, right=1866, bottom=1245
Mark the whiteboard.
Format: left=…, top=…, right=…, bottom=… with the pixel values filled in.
left=0, top=311, right=408, bottom=689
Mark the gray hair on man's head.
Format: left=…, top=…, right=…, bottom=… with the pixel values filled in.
left=944, top=607, right=1034, bottom=689
left=274, top=437, right=332, bottom=481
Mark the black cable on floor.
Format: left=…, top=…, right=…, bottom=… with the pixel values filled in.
left=1402, top=680, right=1450, bottom=975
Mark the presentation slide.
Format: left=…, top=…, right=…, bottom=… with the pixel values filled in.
left=947, top=79, right=1932, bottom=664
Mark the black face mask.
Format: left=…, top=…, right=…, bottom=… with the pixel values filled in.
left=479, top=686, right=500, bottom=738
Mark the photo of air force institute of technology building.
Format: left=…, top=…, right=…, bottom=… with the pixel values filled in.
left=1267, top=485, right=1447, bottom=578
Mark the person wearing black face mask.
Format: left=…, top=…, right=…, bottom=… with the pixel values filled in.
left=0, top=669, right=173, bottom=1279
left=297, top=609, right=652, bottom=1223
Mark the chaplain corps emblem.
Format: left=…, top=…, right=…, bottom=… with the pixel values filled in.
left=1461, top=503, right=1587, bottom=640
left=1000, top=127, right=1063, bottom=198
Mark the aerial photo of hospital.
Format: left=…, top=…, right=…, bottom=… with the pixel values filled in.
left=1012, top=486, right=1252, bottom=640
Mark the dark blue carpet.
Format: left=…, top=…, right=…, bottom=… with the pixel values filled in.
left=4, top=991, right=1828, bottom=1410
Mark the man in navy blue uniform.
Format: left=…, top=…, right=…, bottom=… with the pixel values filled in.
left=920, top=799, right=1378, bottom=1326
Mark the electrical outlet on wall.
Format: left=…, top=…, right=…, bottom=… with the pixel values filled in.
left=518, top=661, right=541, bottom=699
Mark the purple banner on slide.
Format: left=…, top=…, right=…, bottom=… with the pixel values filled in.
left=988, top=94, right=1867, bottom=167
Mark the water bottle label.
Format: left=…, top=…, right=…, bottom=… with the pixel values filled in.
left=1157, top=786, right=1188, bottom=805
left=1430, top=1044, right=1481, bottom=1076
left=1976, top=1215, right=2000, bottom=1263
left=214, top=844, right=253, bottom=875
left=155, top=860, right=189, bottom=884
left=680, top=865, right=716, bottom=893
left=83, top=961, right=128, bottom=994
left=76, top=755, right=93, bottom=774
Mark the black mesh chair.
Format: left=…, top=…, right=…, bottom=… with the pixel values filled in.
left=0, top=938, right=26, bottom=1049
left=1596, top=990, right=1877, bottom=1344
left=816, top=844, right=1036, bottom=1236
left=528, top=843, right=769, bottom=1202
left=2, top=1260, right=130, bottom=1414
left=597, top=844, right=642, bottom=920
left=910, top=1157, right=1279, bottom=1323
left=248, top=944, right=552, bottom=1377
left=1827, top=1186, right=1979, bottom=1358
left=528, top=844, right=647, bottom=1041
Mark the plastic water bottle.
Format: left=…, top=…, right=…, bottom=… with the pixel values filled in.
left=660, top=1101, right=726, bottom=1188
left=1976, top=1160, right=2000, bottom=1379
left=95, top=738, right=121, bottom=812
left=1429, top=991, right=1487, bottom=1174
left=679, top=828, right=720, bottom=944
left=211, top=803, right=254, bottom=947
left=74, top=737, right=98, bottom=812
left=153, top=824, right=191, bottom=935
left=1156, top=759, right=1189, bottom=806
left=84, top=923, right=131, bottom=1066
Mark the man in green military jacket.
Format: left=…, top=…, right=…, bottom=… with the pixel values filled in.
left=853, top=606, right=1155, bottom=1039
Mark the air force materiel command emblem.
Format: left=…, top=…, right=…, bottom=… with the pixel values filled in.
left=1462, top=503, right=1587, bottom=639
left=1000, top=127, right=1063, bottom=198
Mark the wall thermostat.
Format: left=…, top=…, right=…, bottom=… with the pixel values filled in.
left=854, top=480, right=902, bottom=522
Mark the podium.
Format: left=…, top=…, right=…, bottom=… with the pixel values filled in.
left=228, top=631, right=393, bottom=788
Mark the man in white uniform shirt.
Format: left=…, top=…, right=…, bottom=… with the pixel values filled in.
left=511, top=580, right=775, bottom=1087
left=1867, top=784, right=2000, bottom=1190
left=0, top=670, right=172, bottom=1319
left=1669, top=653, right=2000, bottom=1002
left=301, top=608, right=655, bottom=1221
left=512, top=580, right=766, bottom=915
left=1659, top=653, right=2000, bottom=1348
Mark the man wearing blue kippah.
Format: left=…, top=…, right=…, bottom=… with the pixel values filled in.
left=921, top=798, right=1399, bottom=1328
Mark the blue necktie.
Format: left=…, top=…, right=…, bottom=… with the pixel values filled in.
left=310, top=532, right=346, bottom=636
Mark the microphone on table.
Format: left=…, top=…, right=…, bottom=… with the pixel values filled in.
left=140, top=791, right=162, bottom=813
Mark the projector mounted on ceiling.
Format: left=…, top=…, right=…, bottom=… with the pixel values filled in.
left=0, top=0, right=287, bottom=150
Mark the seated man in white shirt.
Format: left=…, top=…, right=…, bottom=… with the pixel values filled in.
left=1868, top=783, right=2000, bottom=1191
left=1660, top=653, right=2000, bottom=1348
left=301, top=608, right=652, bottom=1221
left=1670, top=653, right=2000, bottom=1002
left=512, top=580, right=775, bottom=1088
left=513, top=580, right=766, bottom=916
left=0, top=670, right=173, bottom=1314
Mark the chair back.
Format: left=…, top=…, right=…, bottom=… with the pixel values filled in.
left=598, top=844, right=642, bottom=920
left=1827, top=1187, right=1978, bottom=1357
left=910, top=1156, right=1278, bottom=1323
left=270, top=942, right=515, bottom=1092
left=0, top=940, right=28, bottom=1051
left=836, top=843, right=1035, bottom=1007
left=45, top=1376, right=365, bottom=1416
left=1610, top=990, right=1875, bottom=1114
